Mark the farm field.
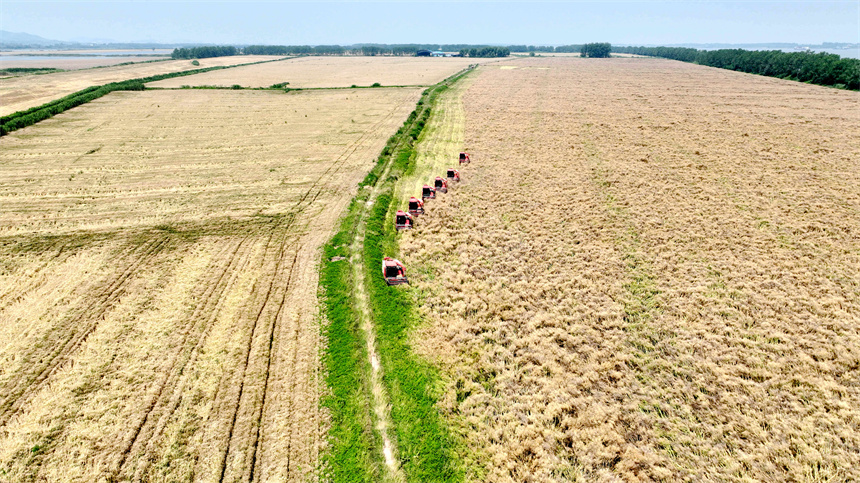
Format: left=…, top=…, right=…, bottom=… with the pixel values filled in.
left=0, top=86, right=420, bottom=482
left=0, top=56, right=169, bottom=71
left=147, top=55, right=500, bottom=89
left=0, top=55, right=284, bottom=116
left=401, top=57, right=860, bottom=481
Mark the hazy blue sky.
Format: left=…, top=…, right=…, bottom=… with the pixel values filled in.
left=2, top=1, right=858, bottom=45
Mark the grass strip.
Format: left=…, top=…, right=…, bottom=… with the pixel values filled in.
left=320, top=199, right=382, bottom=482
left=364, top=72, right=467, bottom=482
left=0, top=57, right=292, bottom=135
left=318, top=66, right=473, bottom=482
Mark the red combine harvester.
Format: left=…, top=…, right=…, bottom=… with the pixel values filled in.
left=408, top=196, right=424, bottom=215
left=382, top=257, right=408, bottom=285
left=395, top=210, right=413, bottom=230
left=434, top=177, right=448, bottom=193
left=422, top=184, right=436, bottom=200
left=446, top=168, right=460, bottom=182
left=459, top=152, right=470, bottom=165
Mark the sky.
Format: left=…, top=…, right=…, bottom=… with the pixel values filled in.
left=2, top=1, right=858, bottom=46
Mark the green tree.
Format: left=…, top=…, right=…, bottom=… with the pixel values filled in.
left=581, top=43, right=611, bottom=58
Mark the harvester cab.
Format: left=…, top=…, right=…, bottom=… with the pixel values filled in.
left=459, top=152, right=470, bottom=165
left=434, top=177, right=448, bottom=193
left=407, top=197, right=424, bottom=215
left=422, top=184, right=436, bottom=200
left=395, top=210, right=413, bottom=230
left=382, top=257, right=408, bottom=285
left=446, top=168, right=460, bottom=182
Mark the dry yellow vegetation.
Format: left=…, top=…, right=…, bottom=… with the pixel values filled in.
left=147, top=55, right=500, bottom=89
left=0, top=55, right=283, bottom=116
left=402, top=57, right=860, bottom=481
left=0, top=87, right=420, bottom=482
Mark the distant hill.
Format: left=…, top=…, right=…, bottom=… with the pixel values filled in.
left=0, top=30, right=71, bottom=47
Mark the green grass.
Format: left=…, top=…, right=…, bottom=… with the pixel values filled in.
left=318, top=65, right=474, bottom=482
left=319, top=199, right=382, bottom=482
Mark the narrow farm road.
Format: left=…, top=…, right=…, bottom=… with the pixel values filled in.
left=349, top=166, right=407, bottom=482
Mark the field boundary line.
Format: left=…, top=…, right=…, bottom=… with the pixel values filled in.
left=318, top=65, right=475, bottom=482
left=0, top=56, right=294, bottom=135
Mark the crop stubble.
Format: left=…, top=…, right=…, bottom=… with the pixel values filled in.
left=0, top=55, right=284, bottom=117
left=402, top=58, right=860, bottom=481
left=0, top=87, right=420, bottom=482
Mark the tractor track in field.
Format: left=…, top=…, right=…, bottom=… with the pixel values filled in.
left=216, top=226, right=301, bottom=483
left=0, top=235, right=170, bottom=428
left=112, top=94, right=415, bottom=483
left=214, top=100, right=407, bottom=483
left=0, top=241, right=72, bottom=313
left=112, top=237, right=254, bottom=481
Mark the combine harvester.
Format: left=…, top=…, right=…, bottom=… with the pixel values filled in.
left=422, top=184, right=436, bottom=200
left=382, top=257, right=409, bottom=285
left=447, top=168, right=460, bottom=182
left=408, top=196, right=424, bottom=215
left=459, top=152, right=470, bottom=165
left=434, top=176, right=449, bottom=193
left=395, top=210, right=413, bottom=230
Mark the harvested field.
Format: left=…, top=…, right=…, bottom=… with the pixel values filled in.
left=0, top=55, right=283, bottom=116
left=147, top=55, right=501, bottom=89
left=402, top=57, right=860, bottom=481
left=0, top=86, right=420, bottom=482
left=0, top=56, right=169, bottom=71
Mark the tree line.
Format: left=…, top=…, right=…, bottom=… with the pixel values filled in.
left=613, top=45, right=859, bottom=90
left=581, top=43, right=611, bottom=58
left=459, top=47, right=510, bottom=58
left=244, top=45, right=347, bottom=55
left=171, top=46, right=238, bottom=59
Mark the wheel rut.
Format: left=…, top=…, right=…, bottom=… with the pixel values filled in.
left=0, top=236, right=170, bottom=427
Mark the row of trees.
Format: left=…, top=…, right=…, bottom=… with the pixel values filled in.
left=612, top=46, right=699, bottom=62
left=459, top=47, right=510, bottom=58
left=581, top=43, right=611, bottom=58
left=508, top=45, right=555, bottom=52
left=171, top=46, right=238, bottom=59
left=244, top=45, right=347, bottom=55
left=179, top=44, right=609, bottom=58
left=613, top=45, right=859, bottom=89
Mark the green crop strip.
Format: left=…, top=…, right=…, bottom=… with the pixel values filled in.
left=318, top=66, right=473, bottom=482
left=0, top=57, right=292, bottom=136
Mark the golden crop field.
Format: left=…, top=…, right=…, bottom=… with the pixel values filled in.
left=147, top=55, right=500, bottom=89
left=401, top=57, right=860, bottom=481
left=0, top=86, right=420, bottom=482
left=0, top=55, right=284, bottom=116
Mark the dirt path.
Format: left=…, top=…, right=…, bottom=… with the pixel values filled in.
left=348, top=139, right=407, bottom=483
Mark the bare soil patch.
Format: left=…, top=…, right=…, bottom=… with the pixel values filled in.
left=0, top=87, right=419, bottom=482
left=0, top=55, right=283, bottom=116
left=147, top=55, right=502, bottom=89
left=402, top=57, right=860, bottom=481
